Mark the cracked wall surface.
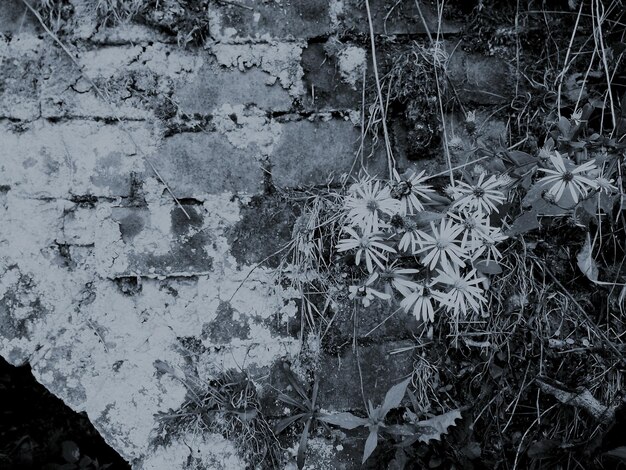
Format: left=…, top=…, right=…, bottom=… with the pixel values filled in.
left=0, top=0, right=513, bottom=468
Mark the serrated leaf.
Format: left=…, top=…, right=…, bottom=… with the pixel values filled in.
left=475, top=260, right=503, bottom=275
left=362, top=428, right=379, bottom=464
left=577, top=234, right=599, bottom=282
left=415, top=409, right=462, bottom=443
left=318, top=412, right=368, bottom=429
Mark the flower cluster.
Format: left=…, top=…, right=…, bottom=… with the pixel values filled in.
left=336, top=170, right=510, bottom=322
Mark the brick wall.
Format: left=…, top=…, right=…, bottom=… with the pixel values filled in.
left=0, top=1, right=512, bottom=467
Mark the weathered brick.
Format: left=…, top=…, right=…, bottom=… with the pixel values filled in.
left=447, top=49, right=514, bottom=105
left=301, top=42, right=362, bottom=111
left=0, top=34, right=42, bottom=120
left=174, top=65, right=293, bottom=114
left=0, top=120, right=150, bottom=198
left=108, top=205, right=214, bottom=276
left=317, top=342, right=415, bottom=411
left=0, top=0, right=39, bottom=35
left=209, top=0, right=332, bottom=41
left=340, top=0, right=461, bottom=35
left=270, top=119, right=389, bottom=187
left=152, top=132, right=264, bottom=197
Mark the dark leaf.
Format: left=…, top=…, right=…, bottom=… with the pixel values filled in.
left=506, top=150, right=537, bottom=168
left=275, top=413, right=305, bottom=434
left=528, top=439, right=561, bottom=459
left=62, top=441, right=80, bottom=464
left=296, top=418, right=312, bottom=470
left=507, top=210, right=540, bottom=237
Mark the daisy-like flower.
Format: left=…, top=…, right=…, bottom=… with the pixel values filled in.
left=435, top=267, right=487, bottom=316
left=472, top=227, right=508, bottom=261
left=378, top=261, right=420, bottom=297
left=451, top=173, right=506, bottom=214
left=448, top=211, right=490, bottom=255
left=537, top=152, right=598, bottom=203
left=400, top=280, right=446, bottom=323
left=348, top=272, right=390, bottom=307
left=391, top=169, right=435, bottom=215
left=415, top=218, right=467, bottom=270
left=336, top=227, right=396, bottom=273
left=344, top=178, right=400, bottom=232
left=595, top=176, right=618, bottom=194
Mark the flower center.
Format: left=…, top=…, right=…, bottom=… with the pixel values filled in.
left=562, top=171, right=574, bottom=182
left=473, top=187, right=485, bottom=198
left=366, top=199, right=379, bottom=213
left=435, top=240, right=449, bottom=249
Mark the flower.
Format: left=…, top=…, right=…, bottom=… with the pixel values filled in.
left=379, top=261, right=420, bottom=296
left=348, top=272, right=390, bottom=307
left=448, top=211, right=507, bottom=261
left=435, top=268, right=487, bottom=316
left=414, top=218, right=467, bottom=270
left=336, top=227, right=396, bottom=273
left=400, top=280, right=446, bottom=323
left=451, top=173, right=506, bottom=214
left=595, top=176, right=618, bottom=194
left=344, top=178, right=400, bottom=232
left=473, top=227, right=508, bottom=261
left=391, top=169, right=435, bottom=215
left=537, top=152, right=598, bottom=203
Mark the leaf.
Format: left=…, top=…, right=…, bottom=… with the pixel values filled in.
left=506, top=210, right=540, bottom=237
left=362, top=428, right=379, bottom=464
left=475, top=260, right=503, bottom=275
left=62, top=440, right=80, bottom=464
left=557, top=116, right=572, bottom=137
left=274, top=413, right=305, bottom=434
left=577, top=234, right=599, bottom=282
left=506, top=150, right=537, bottom=168
left=528, top=439, right=560, bottom=459
left=410, top=212, right=445, bottom=229
left=296, top=418, right=312, bottom=470
left=318, top=412, right=369, bottom=429
left=380, top=377, right=411, bottom=418
left=604, top=446, right=626, bottom=462
left=415, top=409, right=462, bottom=443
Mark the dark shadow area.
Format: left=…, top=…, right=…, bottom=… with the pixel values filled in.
left=0, top=356, right=130, bottom=470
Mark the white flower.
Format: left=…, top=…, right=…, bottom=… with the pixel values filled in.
left=336, top=227, right=396, bottom=273
left=595, top=176, right=618, bottom=194
left=344, top=178, right=400, bottom=232
left=391, top=169, right=435, bottom=215
left=415, top=218, right=467, bottom=270
left=400, top=280, right=446, bottom=323
left=435, top=268, right=487, bottom=316
left=348, top=272, right=390, bottom=307
left=571, top=108, right=583, bottom=126
left=473, top=227, right=508, bottom=261
left=379, top=261, right=420, bottom=296
left=398, top=227, right=427, bottom=253
left=451, top=173, right=506, bottom=214
left=537, top=152, right=598, bottom=203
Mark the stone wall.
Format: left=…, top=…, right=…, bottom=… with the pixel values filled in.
left=0, top=1, right=511, bottom=467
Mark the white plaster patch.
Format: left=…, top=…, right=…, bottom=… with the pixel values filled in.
left=212, top=104, right=283, bottom=156
left=337, top=46, right=367, bottom=89
left=211, top=43, right=305, bottom=97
